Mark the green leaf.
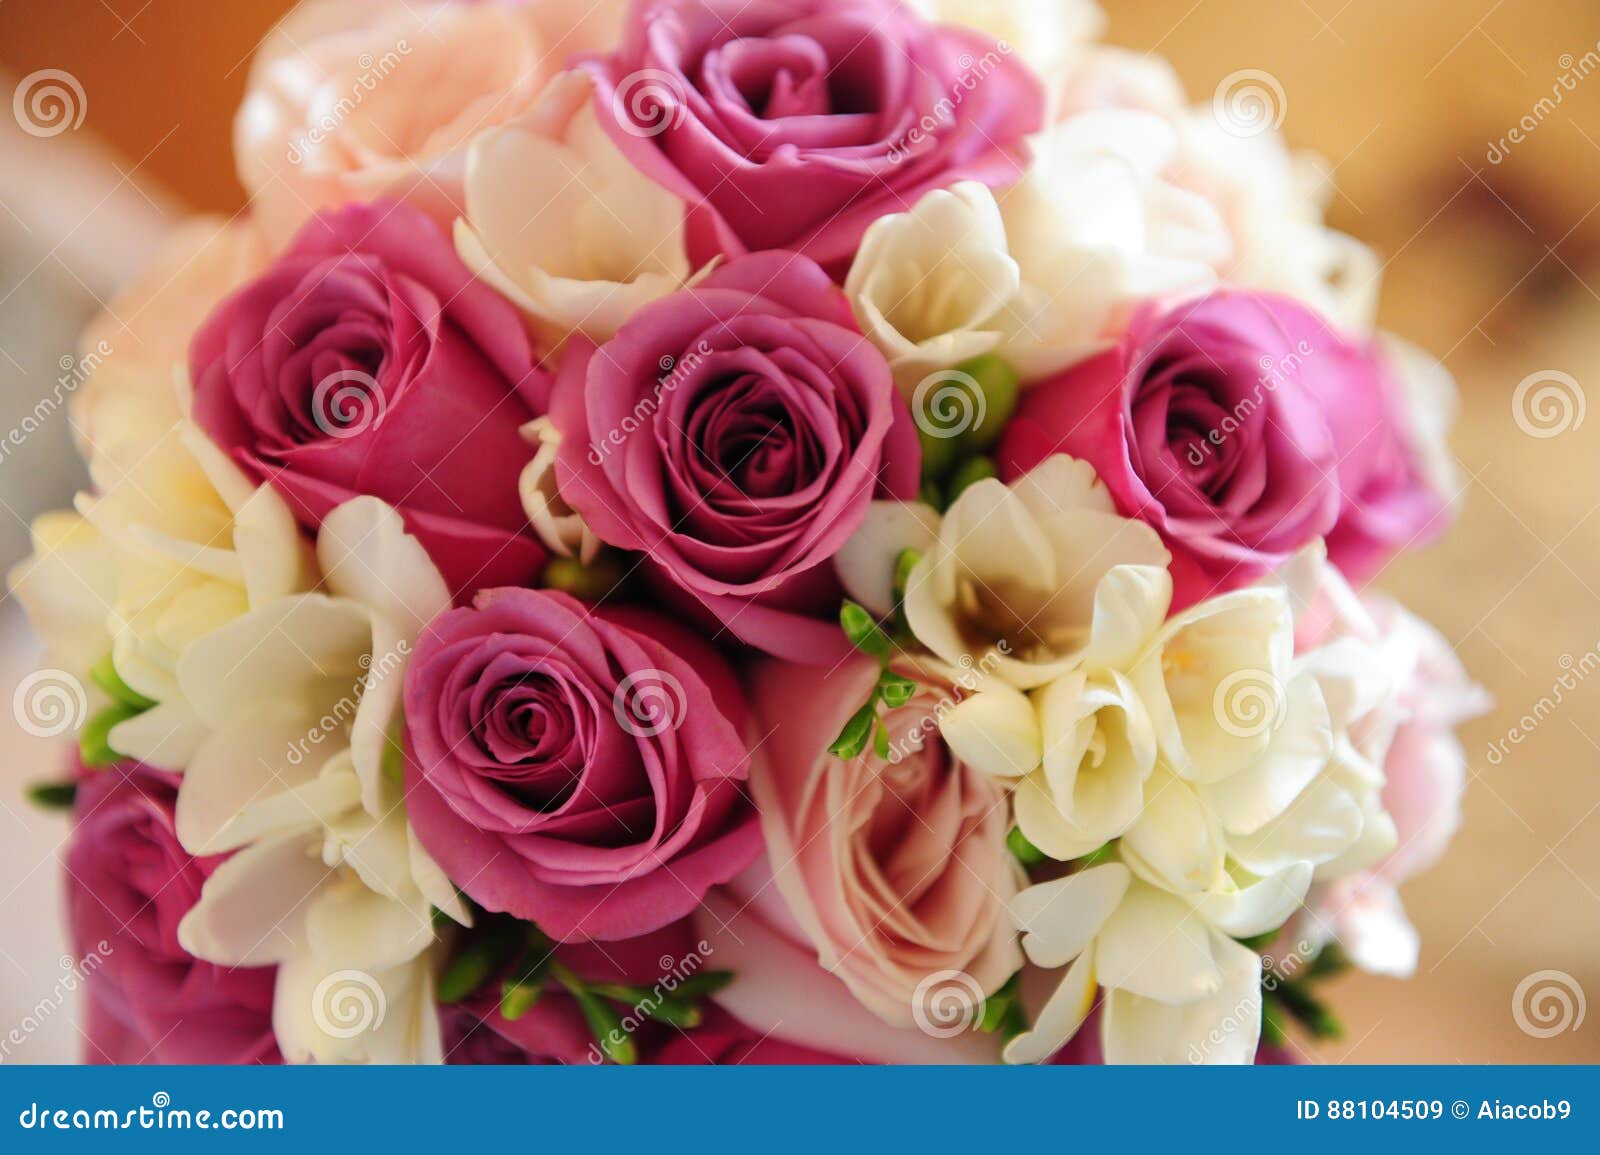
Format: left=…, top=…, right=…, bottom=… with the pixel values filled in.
left=828, top=698, right=879, bottom=759
left=26, top=781, right=76, bottom=811
left=1306, top=943, right=1351, bottom=979
left=877, top=670, right=918, bottom=709
left=381, top=724, right=407, bottom=788
left=978, top=973, right=1021, bottom=1033
left=500, top=953, right=550, bottom=1022
left=1006, top=826, right=1049, bottom=867
left=1260, top=998, right=1288, bottom=1048
left=1269, top=980, right=1344, bottom=1041
left=1077, top=843, right=1116, bottom=868
left=839, top=600, right=891, bottom=660
left=1235, top=930, right=1279, bottom=952
left=892, top=549, right=921, bottom=602
left=436, top=919, right=524, bottom=1004
left=589, top=985, right=703, bottom=1029
left=665, top=970, right=735, bottom=1001
left=89, top=653, right=156, bottom=711
left=872, top=721, right=891, bottom=761
left=574, top=989, right=636, bottom=1065
left=78, top=703, right=141, bottom=768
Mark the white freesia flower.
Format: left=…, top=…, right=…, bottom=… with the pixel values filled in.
left=843, top=456, right=1169, bottom=689
left=939, top=566, right=1171, bottom=856
left=518, top=417, right=601, bottom=563
left=845, top=182, right=1019, bottom=391
left=176, top=498, right=467, bottom=1064
left=1004, top=859, right=1305, bottom=1064
left=1172, top=113, right=1379, bottom=332
left=455, top=70, right=690, bottom=348
left=8, top=423, right=314, bottom=768
left=995, top=110, right=1231, bottom=379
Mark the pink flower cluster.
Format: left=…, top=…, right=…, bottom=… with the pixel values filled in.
left=32, top=0, right=1475, bottom=1067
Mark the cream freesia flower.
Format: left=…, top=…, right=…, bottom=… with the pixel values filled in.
left=455, top=70, right=690, bottom=348
left=8, top=423, right=315, bottom=768
left=874, top=456, right=1169, bottom=689
left=175, top=498, right=467, bottom=1064
left=844, top=182, right=1020, bottom=391
left=1003, top=858, right=1305, bottom=1064
left=518, top=417, right=601, bottom=563
left=994, top=110, right=1231, bottom=380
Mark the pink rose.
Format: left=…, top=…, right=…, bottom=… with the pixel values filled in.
left=551, top=252, right=919, bottom=662
left=583, top=0, right=1044, bottom=276
left=191, top=200, right=551, bottom=598
left=999, top=291, right=1342, bottom=607
left=1314, top=346, right=1453, bottom=583
left=403, top=588, right=762, bottom=941
left=697, top=657, right=1021, bottom=1055
left=65, top=763, right=279, bottom=1065
left=236, top=0, right=626, bottom=244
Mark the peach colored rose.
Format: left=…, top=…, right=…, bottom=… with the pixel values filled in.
left=236, top=0, right=624, bottom=245
left=72, top=217, right=268, bottom=457
left=737, top=656, right=1022, bottom=1034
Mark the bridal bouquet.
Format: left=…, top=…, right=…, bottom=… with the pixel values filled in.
left=13, top=0, right=1486, bottom=1065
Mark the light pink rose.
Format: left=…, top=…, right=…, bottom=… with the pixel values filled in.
left=700, top=657, right=1020, bottom=1057
left=236, top=0, right=625, bottom=244
left=73, top=217, right=269, bottom=456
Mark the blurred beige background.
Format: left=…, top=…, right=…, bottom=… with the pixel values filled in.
left=0, top=0, right=1596, bottom=1062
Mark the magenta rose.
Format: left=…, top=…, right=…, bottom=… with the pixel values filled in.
left=551, top=252, right=919, bottom=662
left=65, top=763, right=279, bottom=1065
left=999, top=291, right=1343, bottom=607
left=1314, top=344, right=1453, bottom=582
left=403, top=588, right=762, bottom=941
left=191, top=200, right=551, bottom=598
left=584, top=0, right=1045, bottom=275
